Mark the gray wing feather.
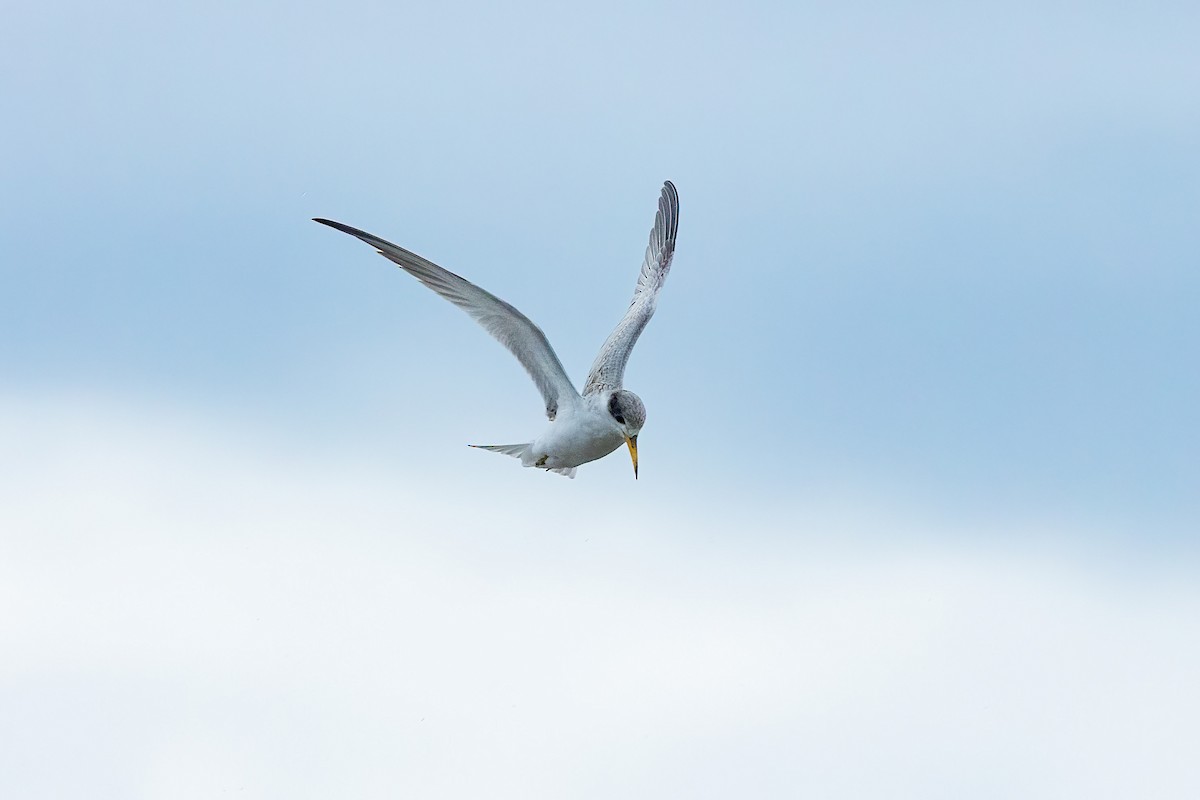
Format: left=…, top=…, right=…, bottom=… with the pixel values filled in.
left=314, top=218, right=579, bottom=420
left=582, top=181, right=679, bottom=396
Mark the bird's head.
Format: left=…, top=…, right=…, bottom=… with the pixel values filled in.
left=607, top=390, right=647, bottom=479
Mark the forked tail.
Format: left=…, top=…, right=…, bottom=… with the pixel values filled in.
left=469, top=443, right=530, bottom=458
left=468, top=443, right=577, bottom=478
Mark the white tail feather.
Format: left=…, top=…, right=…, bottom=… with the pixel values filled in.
left=469, top=443, right=530, bottom=458
left=469, top=444, right=576, bottom=478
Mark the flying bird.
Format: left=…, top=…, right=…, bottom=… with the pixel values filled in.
left=314, top=181, right=679, bottom=479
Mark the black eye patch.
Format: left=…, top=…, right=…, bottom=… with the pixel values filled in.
left=614, top=415, right=626, bottom=424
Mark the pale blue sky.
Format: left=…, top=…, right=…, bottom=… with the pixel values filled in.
left=4, top=1, right=1197, bottom=530
left=2, top=2, right=1199, bottom=797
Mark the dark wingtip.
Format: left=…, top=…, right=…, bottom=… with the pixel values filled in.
left=312, top=217, right=366, bottom=238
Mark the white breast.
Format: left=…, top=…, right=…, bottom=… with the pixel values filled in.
left=525, top=405, right=625, bottom=470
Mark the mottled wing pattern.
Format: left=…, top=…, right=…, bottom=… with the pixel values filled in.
left=582, top=181, right=679, bottom=396
left=314, top=219, right=579, bottom=420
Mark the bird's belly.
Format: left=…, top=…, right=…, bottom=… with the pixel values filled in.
left=528, top=419, right=624, bottom=469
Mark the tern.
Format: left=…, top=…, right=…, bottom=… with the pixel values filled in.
left=314, top=181, right=679, bottom=479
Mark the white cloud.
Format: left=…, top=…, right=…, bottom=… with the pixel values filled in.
left=1, top=394, right=1197, bottom=799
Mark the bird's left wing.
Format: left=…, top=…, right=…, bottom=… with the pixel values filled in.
left=582, top=181, right=679, bottom=396
left=314, top=218, right=580, bottom=420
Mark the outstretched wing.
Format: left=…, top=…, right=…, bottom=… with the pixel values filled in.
left=314, top=218, right=580, bottom=420
left=582, top=181, right=679, bottom=396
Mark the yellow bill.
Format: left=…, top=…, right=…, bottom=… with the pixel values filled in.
left=625, top=435, right=639, bottom=479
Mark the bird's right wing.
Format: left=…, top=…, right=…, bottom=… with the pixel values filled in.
left=314, top=218, right=580, bottom=420
left=582, top=181, right=679, bottom=396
